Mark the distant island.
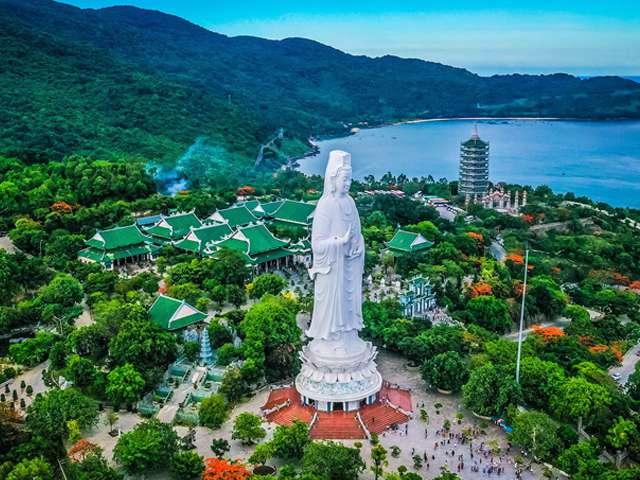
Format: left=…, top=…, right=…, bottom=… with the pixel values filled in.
left=1, top=0, right=640, bottom=172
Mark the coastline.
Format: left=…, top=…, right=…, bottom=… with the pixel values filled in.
left=395, top=116, right=562, bottom=126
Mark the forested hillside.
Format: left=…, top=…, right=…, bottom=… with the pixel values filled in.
left=2, top=0, right=640, bottom=167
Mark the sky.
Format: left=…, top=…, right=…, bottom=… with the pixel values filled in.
left=66, top=1, right=640, bottom=76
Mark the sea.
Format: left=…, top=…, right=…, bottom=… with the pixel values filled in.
left=297, top=119, right=640, bottom=209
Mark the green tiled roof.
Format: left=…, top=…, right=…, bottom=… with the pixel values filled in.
left=212, top=223, right=291, bottom=265
left=85, top=224, right=148, bottom=250
left=174, top=223, right=233, bottom=254
left=239, top=224, right=288, bottom=255
left=386, top=229, right=433, bottom=253
left=146, top=212, right=202, bottom=240
left=239, top=200, right=266, bottom=217
left=149, top=295, right=207, bottom=330
left=269, top=200, right=315, bottom=226
left=208, top=206, right=258, bottom=227
left=260, top=201, right=283, bottom=216
left=173, top=239, right=200, bottom=253
left=79, top=243, right=159, bottom=264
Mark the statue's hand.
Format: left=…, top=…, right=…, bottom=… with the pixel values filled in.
left=336, top=226, right=351, bottom=245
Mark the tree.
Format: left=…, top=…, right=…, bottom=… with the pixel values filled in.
left=556, top=441, right=600, bottom=476
left=113, top=419, right=178, bottom=475
left=70, top=324, right=109, bottom=360
left=26, top=388, right=98, bottom=441
left=462, top=363, right=522, bottom=417
left=510, top=411, right=560, bottom=461
left=109, top=319, right=177, bottom=384
left=199, top=394, right=229, bottom=429
left=205, top=248, right=250, bottom=287
left=232, top=412, right=266, bottom=445
left=202, top=457, right=250, bottom=480
left=626, top=363, right=640, bottom=402
left=170, top=450, right=204, bottom=480
left=226, top=284, right=246, bottom=308
left=248, top=442, right=274, bottom=465
left=518, top=357, right=566, bottom=410
left=302, top=441, right=365, bottom=480
left=208, top=320, right=233, bottom=348
left=210, top=438, right=230, bottom=457
left=271, top=420, right=310, bottom=461
left=9, top=331, right=57, bottom=367
left=606, top=417, right=638, bottom=468
left=399, top=325, right=464, bottom=364
left=370, top=443, right=388, bottom=480
left=240, top=295, right=301, bottom=381
left=106, top=363, right=145, bottom=409
left=421, top=351, right=469, bottom=392
left=183, top=341, right=200, bottom=362
left=465, top=296, right=513, bottom=334
left=38, top=273, right=83, bottom=308
left=552, top=377, right=611, bottom=432
left=67, top=451, right=123, bottom=480
left=65, top=355, right=97, bottom=388
left=5, top=457, right=53, bottom=480
left=248, top=273, right=287, bottom=299
left=527, top=275, right=567, bottom=319
left=219, top=366, right=247, bottom=402
left=216, top=343, right=240, bottom=366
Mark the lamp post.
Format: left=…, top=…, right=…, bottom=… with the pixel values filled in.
left=515, top=246, right=529, bottom=384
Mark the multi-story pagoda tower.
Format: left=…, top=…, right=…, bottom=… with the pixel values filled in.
left=459, top=125, right=489, bottom=200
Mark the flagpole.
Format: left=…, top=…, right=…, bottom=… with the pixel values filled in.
left=515, top=246, right=529, bottom=384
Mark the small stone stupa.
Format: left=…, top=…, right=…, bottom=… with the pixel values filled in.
left=199, top=328, right=214, bottom=365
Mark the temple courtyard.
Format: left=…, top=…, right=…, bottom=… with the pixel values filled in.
left=81, top=351, right=544, bottom=479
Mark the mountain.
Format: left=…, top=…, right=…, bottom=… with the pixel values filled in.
left=2, top=0, right=640, bottom=167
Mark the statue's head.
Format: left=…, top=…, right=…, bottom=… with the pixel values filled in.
left=324, top=150, right=352, bottom=198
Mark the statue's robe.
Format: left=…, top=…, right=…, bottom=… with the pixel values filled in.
left=307, top=194, right=365, bottom=340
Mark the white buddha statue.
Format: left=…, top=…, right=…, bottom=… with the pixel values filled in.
left=307, top=150, right=365, bottom=341
left=296, top=150, right=381, bottom=411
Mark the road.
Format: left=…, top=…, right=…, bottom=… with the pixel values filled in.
left=609, top=342, right=640, bottom=386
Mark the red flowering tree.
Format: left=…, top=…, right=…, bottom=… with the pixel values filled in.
left=469, top=282, right=493, bottom=298
left=531, top=325, right=565, bottom=342
left=202, top=458, right=251, bottom=480
left=68, top=439, right=101, bottom=462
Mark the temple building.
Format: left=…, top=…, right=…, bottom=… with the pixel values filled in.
left=386, top=229, right=433, bottom=255
left=144, top=211, right=202, bottom=243
left=481, top=186, right=527, bottom=214
left=207, top=205, right=258, bottom=228
left=78, top=224, right=160, bottom=269
left=459, top=126, right=490, bottom=201
left=174, top=223, right=234, bottom=255
left=399, top=276, right=437, bottom=318
left=265, top=200, right=315, bottom=229
left=149, top=294, right=208, bottom=331
left=214, top=223, right=294, bottom=272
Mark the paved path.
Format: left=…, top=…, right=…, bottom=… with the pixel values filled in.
left=609, top=342, right=640, bottom=386
left=74, top=301, right=94, bottom=327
